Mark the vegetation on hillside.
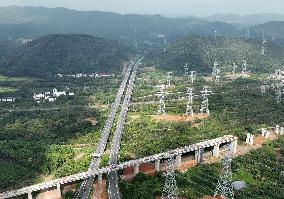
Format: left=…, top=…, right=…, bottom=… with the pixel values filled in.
left=147, top=36, right=284, bottom=73
left=0, top=34, right=134, bottom=77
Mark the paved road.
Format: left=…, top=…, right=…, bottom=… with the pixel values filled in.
left=73, top=58, right=138, bottom=199
left=108, top=57, right=142, bottom=199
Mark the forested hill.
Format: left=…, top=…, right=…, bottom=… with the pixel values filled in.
left=0, top=6, right=239, bottom=44
left=147, top=36, right=284, bottom=73
left=0, top=34, right=134, bottom=77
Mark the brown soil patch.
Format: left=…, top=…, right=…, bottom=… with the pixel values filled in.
left=141, top=66, right=156, bottom=72
left=151, top=113, right=208, bottom=122
left=203, top=76, right=213, bottom=82
left=84, top=117, right=97, bottom=126
left=93, top=179, right=107, bottom=199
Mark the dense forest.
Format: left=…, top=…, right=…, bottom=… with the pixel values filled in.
left=147, top=36, right=284, bottom=73
left=0, top=34, right=134, bottom=77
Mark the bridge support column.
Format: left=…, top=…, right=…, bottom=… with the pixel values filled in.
left=155, top=159, right=160, bottom=172
left=249, top=134, right=254, bottom=146
left=231, top=140, right=238, bottom=154
left=98, top=174, right=103, bottom=184
left=246, top=133, right=251, bottom=144
left=213, top=145, right=220, bottom=158
left=275, top=125, right=279, bottom=134
left=134, top=165, right=139, bottom=175
left=56, top=183, right=61, bottom=198
left=176, top=155, right=182, bottom=167
left=28, top=192, right=32, bottom=199
left=265, top=131, right=270, bottom=139
left=195, top=148, right=204, bottom=164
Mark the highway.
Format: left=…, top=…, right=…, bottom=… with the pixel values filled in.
left=108, top=57, right=142, bottom=199
left=73, top=58, right=138, bottom=199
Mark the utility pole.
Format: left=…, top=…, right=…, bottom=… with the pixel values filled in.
left=185, top=87, right=194, bottom=116
left=189, top=71, right=197, bottom=84
left=200, top=86, right=213, bottom=115
left=214, top=144, right=234, bottom=199
left=162, top=157, right=178, bottom=199
left=157, top=85, right=167, bottom=116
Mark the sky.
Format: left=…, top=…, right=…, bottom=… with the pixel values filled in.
left=0, top=0, right=283, bottom=17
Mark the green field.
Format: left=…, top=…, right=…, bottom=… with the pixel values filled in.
left=0, top=86, right=17, bottom=93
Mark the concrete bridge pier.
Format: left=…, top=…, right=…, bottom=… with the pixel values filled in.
left=134, top=165, right=139, bottom=175
left=176, top=154, right=182, bottom=167
left=28, top=192, right=32, bottom=199
left=213, top=144, right=220, bottom=158
left=195, top=148, right=204, bottom=164
left=98, top=174, right=103, bottom=184
left=56, top=183, right=61, bottom=198
left=249, top=134, right=254, bottom=146
left=231, top=140, right=238, bottom=154
left=155, top=159, right=160, bottom=172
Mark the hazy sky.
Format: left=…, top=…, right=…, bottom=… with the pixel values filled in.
left=0, top=0, right=283, bottom=17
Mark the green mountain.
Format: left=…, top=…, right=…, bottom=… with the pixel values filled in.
left=147, top=36, right=284, bottom=73
left=0, top=6, right=239, bottom=46
left=250, top=21, right=284, bottom=40
left=205, top=13, right=284, bottom=26
left=0, top=34, right=134, bottom=77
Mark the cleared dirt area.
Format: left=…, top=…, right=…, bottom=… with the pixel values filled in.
left=151, top=113, right=209, bottom=122
left=84, top=117, right=97, bottom=126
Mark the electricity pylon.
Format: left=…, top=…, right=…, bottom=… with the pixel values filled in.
left=190, top=71, right=197, bottom=84
left=156, top=85, right=167, bottom=115
left=232, top=63, right=237, bottom=75
left=261, top=38, right=266, bottom=55
left=185, top=88, right=194, bottom=116
left=184, top=63, right=189, bottom=76
left=200, top=86, right=213, bottom=115
left=166, top=72, right=172, bottom=87
left=214, top=144, right=234, bottom=199
left=162, top=157, right=178, bottom=199
left=275, top=82, right=283, bottom=103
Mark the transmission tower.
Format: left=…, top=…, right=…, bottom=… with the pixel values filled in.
left=134, top=27, right=138, bottom=49
left=212, top=61, right=218, bottom=78
left=200, top=86, right=213, bottom=115
left=166, top=72, right=173, bottom=87
left=157, top=85, right=167, bottom=115
left=261, top=38, right=266, bottom=55
left=242, top=60, right=247, bottom=73
left=185, top=87, right=194, bottom=116
left=275, top=82, right=283, bottom=103
left=214, top=144, right=234, bottom=199
left=247, top=28, right=250, bottom=39
left=190, top=71, right=197, bottom=84
left=232, top=63, right=237, bottom=75
left=164, top=37, right=167, bottom=53
left=214, top=30, right=218, bottom=38
left=184, top=63, right=189, bottom=76
left=162, top=157, right=178, bottom=199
